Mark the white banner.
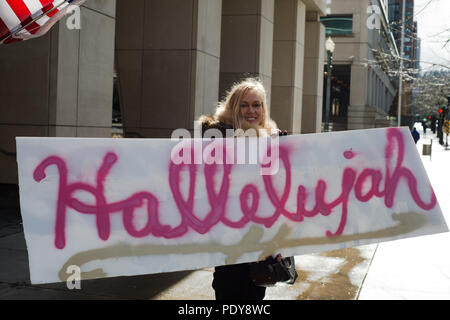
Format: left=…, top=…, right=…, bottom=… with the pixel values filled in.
left=16, top=127, right=448, bottom=284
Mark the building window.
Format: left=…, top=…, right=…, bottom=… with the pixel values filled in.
left=320, top=15, right=353, bottom=36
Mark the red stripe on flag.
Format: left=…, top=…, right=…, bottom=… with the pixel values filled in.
left=46, top=8, right=59, bottom=18
left=5, top=0, right=32, bottom=23
left=25, top=21, right=41, bottom=34
left=39, top=0, right=56, bottom=7
left=41, top=3, right=55, bottom=16
left=0, top=17, right=10, bottom=40
left=4, top=37, right=22, bottom=44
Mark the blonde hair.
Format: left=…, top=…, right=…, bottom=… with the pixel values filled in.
left=217, top=77, right=272, bottom=132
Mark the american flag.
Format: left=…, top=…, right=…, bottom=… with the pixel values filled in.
left=0, top=0, right=87, bottom=45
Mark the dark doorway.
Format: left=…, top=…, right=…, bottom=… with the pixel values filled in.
left=323, top=64, right=351, bottom=131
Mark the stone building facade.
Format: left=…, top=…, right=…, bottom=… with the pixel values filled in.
left=322, top=0, right=399, bottom=130
left=0, top=0, right=328, bottom=184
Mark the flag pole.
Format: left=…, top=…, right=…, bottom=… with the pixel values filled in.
left=397, top=0, right=406, bottom=127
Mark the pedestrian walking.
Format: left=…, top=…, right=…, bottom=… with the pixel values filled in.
left=422, top=121, right=427, bottom=136
left=196, top=77, right=297, bottom=300
left=411, top=127, right=420, bottom=144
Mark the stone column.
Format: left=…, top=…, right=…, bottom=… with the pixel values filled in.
left=219, top=0, right=274, bottom=106
left=0, top=1, right=116, bottom=184
left=347, top=64, right=375, bottom=130
left=301, top=10, right=325, bottom=134
left=52, top=1, right=116, bottom=138
left=115, top=0, right=222, bottom=136
left=271, top=0, right=305, bottom=134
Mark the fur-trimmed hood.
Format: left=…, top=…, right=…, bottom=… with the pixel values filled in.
left=196, top=105, right=278, bottom=137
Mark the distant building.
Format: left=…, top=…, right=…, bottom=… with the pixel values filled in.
left=388, top=0, right=421, bottom=126
left=414, top=32, right=421, bottom=71
left=388, top=0, right=421, bottom=73
left=321, top=0, right=399, bottom=131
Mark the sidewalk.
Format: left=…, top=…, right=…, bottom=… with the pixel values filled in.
left=358, top=125, right=450, bottom=299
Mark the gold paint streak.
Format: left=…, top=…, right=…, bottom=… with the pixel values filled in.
left=58, top=212, right=426, bottom=282
left=296, top=248, right=365, bottom=300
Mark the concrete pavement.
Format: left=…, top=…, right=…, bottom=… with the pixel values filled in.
left=358, top=125, right=450, bottom=299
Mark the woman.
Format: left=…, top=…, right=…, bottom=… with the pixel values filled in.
left=197, top=77, right=278, bottom=138
left=196, top=77, right=293, bottom=300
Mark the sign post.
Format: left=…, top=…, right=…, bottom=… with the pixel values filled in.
left=445, top=120, right=449, bottom=150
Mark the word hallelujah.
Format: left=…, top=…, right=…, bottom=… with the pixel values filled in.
left=33, top=129, right=436, bottom=249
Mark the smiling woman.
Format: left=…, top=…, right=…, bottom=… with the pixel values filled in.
left=195, top=78, right=297, bottom=301
left=239, top=90, right=263, bottom=125
left=197, top=77, right=278, bottom=137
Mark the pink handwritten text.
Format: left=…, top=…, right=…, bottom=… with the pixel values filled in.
left=33, top=128, right=436, bottom=249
